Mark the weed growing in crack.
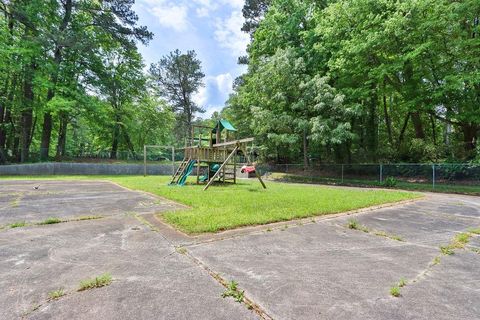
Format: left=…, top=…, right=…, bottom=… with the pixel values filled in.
left=347, top=219, right=403, bottom=241
left=222, top=280, right=244, bottom=303
left=48, top=289, right=65, bottom=300
left=390, top=285, right=401, bottom=297
left=37, top=217, right=62, bottom=225
left=398, top=278, right=407, bottom=288
left=176, top=247, right=187, bottom=254
left=347, top=219, right=359, bottom=230
left=77, top=215, right=103, bottom=221
left=432, top=256, right=441, bottom=265
left=467, top=227, right=480, bottom=235
left=440, top=245, right=454, bottom=255
left=9, top=221, right=26, bottom=228
left=78, top=273, right=112, bottom=291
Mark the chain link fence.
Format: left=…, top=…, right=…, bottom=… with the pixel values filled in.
left=259, top=163, right=480, bottom=194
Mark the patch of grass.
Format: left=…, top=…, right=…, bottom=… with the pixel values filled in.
left=440, top=245, right=454, bottom=255
left=222, top=280, right=244, bottom=303
left=48, top=289, right=65, bottom=300
left=77, top=215, right=103, bottom=221
left=432, top=256, right=441, bottom=265
left=0, top=176, right=417, bottom=234
left=78, top=273, right=112, bottom=291
left=398, top=278, right=407, bottom=288
left=9, top=221, right=27, bottom=228
left=37, top=217, right=62, bottom=225
left=347, top=219, right=359, bottom=230
left=390, top=285, right=401, bottom=297
left=452, top=233, right=471, bottom=248
left=440, top=231, right=476, bottom=255
left=112, top=176, right=416, bottom=234
left=347, top=219, right=403, bottom=241
left=176, top=247, right=187, bottom=254
left=467, top=227, right=480, bottom=235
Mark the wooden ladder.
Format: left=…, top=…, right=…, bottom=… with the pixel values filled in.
left=170, top=157, right=191, bottom=184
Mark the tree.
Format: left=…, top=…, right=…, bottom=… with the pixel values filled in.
left=149, top=49, right=205, bottom=144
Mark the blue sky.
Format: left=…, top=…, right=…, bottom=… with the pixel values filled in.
left=132, top=0, right=249, bottom=118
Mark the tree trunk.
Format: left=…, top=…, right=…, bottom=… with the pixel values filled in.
left=411, top=112, right=425, bottom=139
left=55, top=113, right=68, bottom=160
left=20, top=63, right=36, bottom=163
left=397, top=112, right=411, bottom=148
left=40, top=0, right=73, bottom=160
left=366, top=90, right=378, bottom=161
left=462, top=123, right=478, bottom=154
left=383, top=93, right=393, bottom=145
left=430, top=115, right=437, bottom=145
left=122, top=127, right=137, bottom=160
left=110, top=123, right=119, bottom=159
left=302, top=129, right=309, bottom=168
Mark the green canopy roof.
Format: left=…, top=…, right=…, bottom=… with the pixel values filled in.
left=212, top=119, right=237, bottom=133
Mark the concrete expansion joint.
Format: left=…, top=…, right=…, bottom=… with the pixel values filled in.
left=181, top=250, right=274, bottom=320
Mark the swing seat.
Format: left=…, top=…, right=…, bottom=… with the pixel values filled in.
left=240, top=165, right=256, bottom=173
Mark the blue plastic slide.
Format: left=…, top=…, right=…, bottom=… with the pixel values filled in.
left=177, top=160, right=196, bottom=186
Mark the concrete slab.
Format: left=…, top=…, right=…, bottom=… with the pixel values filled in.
left=187, top=194, right=480, bottom=320
left=2, top=180, right=479, bottom=320
left=0, top=216, right=257, bottom=320
left=324, top=194, right=480, bottom=246
left=0, top=180, right=182, bottom=225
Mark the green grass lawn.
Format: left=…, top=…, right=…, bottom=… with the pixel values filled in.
left=0, top=175, right=419, bottom=234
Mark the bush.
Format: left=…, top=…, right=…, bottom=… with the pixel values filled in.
left=382, top=176, right=397, bottom=187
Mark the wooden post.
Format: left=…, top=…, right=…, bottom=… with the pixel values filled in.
left=196, top=155, right=200, bottom=185
left=240, top=144, right=266, bottom=189
left=233, top=149, right=236, bottom=184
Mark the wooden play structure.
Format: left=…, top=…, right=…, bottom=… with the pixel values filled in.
left=170, top=119, right=266, bottom=191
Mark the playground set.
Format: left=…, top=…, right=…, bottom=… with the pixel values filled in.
left=170, top=119, right=266, bottom=191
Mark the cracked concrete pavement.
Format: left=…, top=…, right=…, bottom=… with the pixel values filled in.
left=0, top=180, right=479, bottom=319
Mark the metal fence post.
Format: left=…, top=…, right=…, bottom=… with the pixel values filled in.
left=379, top=164, right=383, bottom=183
left=143, top=145, right=147, bottom=177
left=432, top=164, right=436, bottom=189
left=172, top=146, right=175, bottom=176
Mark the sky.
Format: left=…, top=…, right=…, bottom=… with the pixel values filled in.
left=132, top=0, right=249, bottom=118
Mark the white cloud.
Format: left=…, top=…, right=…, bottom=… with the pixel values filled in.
left=141, top=0, right=189, bottom=31
left=214, top=73, right=234, bottom=94
left=214, top=10, right=249, bottom=57
left=193, top=85, right=208, bottom=106
left=193, top=0, right=244, bottom=18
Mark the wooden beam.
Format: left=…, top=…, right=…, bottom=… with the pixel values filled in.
left=212, top=137, right=254, bottom=148
left=240, top=145, right=266, bottom=189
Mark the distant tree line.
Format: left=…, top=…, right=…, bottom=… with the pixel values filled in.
left=0, top=0, right=204, bottom=164
left=225, top=0, right=480, bottom=165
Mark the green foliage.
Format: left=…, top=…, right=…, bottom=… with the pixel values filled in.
left=390, top=285, right=401, bottom=297
left=8, top=221, right=26, bottom=228
left=225, top=0, right=480, bottom=163
left=48, top=289, right=65, bottom=300
left=222, top=281, right=245, bottom=303
left=37, top=217, right=62, bottom=225
left=149, top=49, right=205, bottom=144
left=382, top=177, right=398, bottom=188
left=0, top=0, right=173, bottom=164
left=78, top=273, right=112, bottom=291
left=104, top=176, right=416, bottom=234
